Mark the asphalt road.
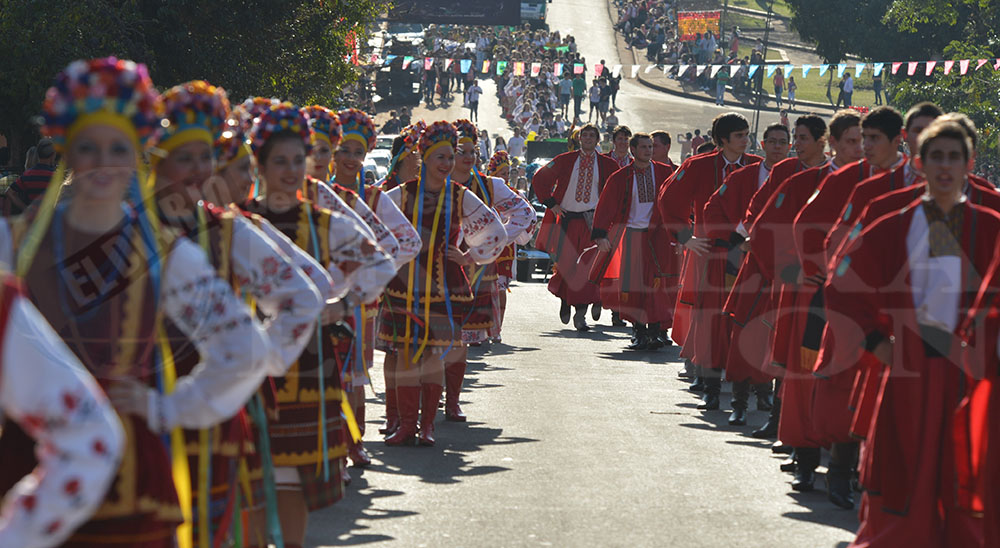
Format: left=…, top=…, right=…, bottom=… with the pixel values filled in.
left=306, top=279, right=858, bottom=547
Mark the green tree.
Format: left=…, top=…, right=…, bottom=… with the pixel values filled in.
left=0, top=0, right=387, bottom=165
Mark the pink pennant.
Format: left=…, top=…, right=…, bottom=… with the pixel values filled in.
left=573, top=63, right=584, bottom=75
left=995, top=58, right=1000, bottom=71
left=943, top=60, right=954, bottom=75
left=891, top=62, right=903, bottom=75
left=959, top=59, right=970, bottom=74
left=554, top=63, right=563, bottom=76
left=976, top=59, right=988, bottom=71
left=925, top=61, right=937, bottom=76
left=595, top=64, right=605, bottom=76
left=514, top=62, right=525, bottom=76
left=424, top=58, right=434, bottom=70
left=906, top=61, right=918, bottom=76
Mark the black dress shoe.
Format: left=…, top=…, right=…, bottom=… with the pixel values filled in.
left=688, top=377, right=706, bottom=392
left=826, top=469, right=855, bottom=509
left=751, top=419, right=779, bottom=439
left=771, top=441, right=794, bottom=454
left=573, top=310, right=590, bottom=332
left=559, top=300, right=571, bottom=324
left=677, top=368, right=693, bottom=379
left=791, top=468, right=815, bottom=492
left=591, top=304, right=602, bottom=321
left=780, top=457, right=797, bottom=473
left=697, top=393, right=720, bottom=410
left=611, top=311, right=626, bottom=327
left=728, top=407, right=747, bottom=426
left=626, top=334, right=650, bottom=351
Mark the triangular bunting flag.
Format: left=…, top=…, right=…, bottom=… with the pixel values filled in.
left=645, top=64, right=656, bottom=73
left=747, top=65, right=760, bottom=79
left=513, top=62, right=525, bottom=76
left=444, top=58, right=453, bottom=70
left=727, top=65, right=737, bottom=77
left=766, top=64, right=777, bottom=78
left=612, top=64, right=623, bottom=77
left=423, top=58, right=434, bottom=70
left=631, top=65, right=641, bottom=78
left=678, top=64, right=690, bottom=77
left=943, top=60, right=954, bottom=75
left=784, top=64, right=795, bottom=77
left=482, top=60, right=491, bottom=73
left=959, top=59, right=969, bottom=74
left=386, top=55, right=398, bottom=65
left=976, top=58, right=988, bottom=70
left=837, top=63, right=847, bottom=77
left=891, top=62, right=903, bottom=74
left=873, top=63, right=884, bottom=76
left=925, top=61, right=937, bottom=76
left=801, top=64, right=813, bottom=77
left=403, top=56, right=414, bottom=69
left=460, top=59, right=472, bottom=74
left=595, top=64, right=604, bottom=76
left=855, top=63, right=866, bottom=76
left=907, top=61, right=918, bottom=76
left=662, top=64, right=674, bottom=75
left=573, top=63, right=584, bottom=74
left=818, top=64, right=830, bottom=77
left=554, top=63, right=563, bottom=76
left=530, top=62, right=541, bottom=77
left=710, top=65, right=722, bottom=78
left=995, top=58, right=1000, bottom=71
left=696, top=65, right=707, bottom=77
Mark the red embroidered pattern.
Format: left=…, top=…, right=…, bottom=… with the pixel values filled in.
left=636, top=165, right=655, bottom=203
left=575, top=151, right=597, bottom=203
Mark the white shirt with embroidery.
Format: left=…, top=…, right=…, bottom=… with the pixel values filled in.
left=0, top=295, right=125, bottom=548
left=559, top=152, right=601, bottom=212
left=311, top=180, right=397, bottom=258
left=247, top=210, right=339, bottom=302
left=479, top=176, right=536, bottom=246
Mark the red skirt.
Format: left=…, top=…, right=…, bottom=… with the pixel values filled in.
left=614, top=228, right=674, bottom=325
left=496, top=244, right=516, bottom=279
left=546, top=214, right=601, bottom=305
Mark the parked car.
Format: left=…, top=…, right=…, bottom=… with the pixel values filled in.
left=515, top=166, right=553, bottom=282
left=368, top=149, right=393, bottom=173
left=376, top=134, right=397, bottom=151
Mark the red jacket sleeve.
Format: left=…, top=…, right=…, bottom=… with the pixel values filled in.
left=592, top=166, right=630, bottom=240
left=704, top=164, right=755, bottom=242
left=531, top=153, right=573, bottom=207
left=656, top=158, right=697, bottom=243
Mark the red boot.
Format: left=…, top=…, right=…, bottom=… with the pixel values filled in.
left=445, top=362, right=468, bottom=422
left=348, top=403, right=372, bottom=467
left=419, top=383, right=443, bottom=446
left=384, top=386, right=420, bottom=446
left=379, top=388, right=400, bottom=435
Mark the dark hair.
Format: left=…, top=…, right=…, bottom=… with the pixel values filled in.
left=578, top=123, right=601, bottom=141
left=861, top=106, right=904, bottom=140
left=904, top=102, right=943, bottom=131
left=629, top=132, right=653, bottom=148
left=762, top=123, right=790, bottom=141
left=612, top=125, right=633, bottom=140
left=794, top=114, right=828, bottom=141
left=651, top=131, right=672, bottom=146
left=711, top=112, right=749, bottom=146
left=258, top=130, right=306, bottom=166
left=938, top=112, right=979, bottom=149
left=828, top=109, right=862, bottom=141
left=696, top=141, right=716, bottom=155
left=390, top=135, right=407, bottom=157
left=36, top=138, right=56, bottom=160
left=918, top=119, right=972, bottom=162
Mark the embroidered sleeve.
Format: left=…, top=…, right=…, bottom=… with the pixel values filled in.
left=375, top=191, right=422, bottom=268
left=312, top=182, right=379, bottom=243
left=326, top=209, right=396, bottom=304
left=0, top=296, right=124, bottom=548
left=490, top=177, right=537, bottom=246
left=349, top=191, right=400, bottom=262
left=254, top=216, right=341, bottom=302
left=459, top=187, right=507, bottom=264
left=230, top=216, right=323, bottom=375
left=157, top=238, right=280, bottom=430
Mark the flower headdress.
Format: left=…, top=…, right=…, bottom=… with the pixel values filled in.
left=249, top=102, right=312, bottom=156
left=303, top=105, right=342, bottom=149
left=487, top=150, right=512, bottom=177
left=419, top=121, right=459, bottom=159
left=337, top=108, right=376, bottom=152
left=453, top=119, right=479, bottom=146
left=153, top=80, right=230, bottom=164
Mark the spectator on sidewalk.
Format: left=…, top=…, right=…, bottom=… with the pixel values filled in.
left=715, top=66, right=730, bottom=106
left=835, top=73, right=847, bottom=107
left=872, top=72, right=883, bottom=105
left=465, top=79, right=483, bottom=122
left=599, top=79, right=612, bottom=123
left=382, top=111, right=402, bottom=134
left=573, top=72, right=587, bottom=118
left=588, top=79, right=602, bottom=122
left=609, top=71, right=622, bottom=110
left=399, top=106, right=412, bottom=126
left=843, top=71, right=854, bottom=106
left=558, top=73, right=573, bottom=118
left=787, top=76, right=798, bottom=110
left=508, top=128, right=526, bottom=158
left=495, top=135, right=508, bottom=153
left=691, top=129, right=705, bottom=151
left=773, top=67, right=784, bottom=108
left=679, top=132, right=693, bottom=159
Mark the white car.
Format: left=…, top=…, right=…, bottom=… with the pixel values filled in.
left=375, top=134, right=397, bottom=151
left=368, top=149, right=393, bottom=173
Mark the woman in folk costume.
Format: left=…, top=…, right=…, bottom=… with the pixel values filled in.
left=487, top=150, right=527, bottom=339
left=0, top=274, right=125, bottom=548
left=379, top=122, right=425, bottom=191
left=244, top=102, right=394, bottom=548
left=0, top=57, right=279, bottom=548
left=150, top=81, right=329, bottom=548
left=377, top=122, right=506, bottom=446
left=446, top=120, right=535, bottom=422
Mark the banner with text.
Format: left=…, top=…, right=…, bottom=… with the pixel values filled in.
left=677, top=11, right=721, bottom=42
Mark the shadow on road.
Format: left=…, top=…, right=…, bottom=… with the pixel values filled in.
left=538, top=328, right=627, bottom=342
left=469, top=341, right=542, bottom=357
left=304, top=473, right=410, bottom=547
left=783, top=488, right=860, bottom=534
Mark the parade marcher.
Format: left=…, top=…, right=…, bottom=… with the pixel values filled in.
left=0, top=275, right=125, bottom=548
left=245, top=103, right=395, bottom=548
left=825, top=119, right=999, bottom=547
left=532, top=124, right=619, bottom=331
left=379, top=122, right=425, bottom=191
left=589, top=133, right=676, bottom=350
left=656, top=112, right=761, bottom=410
left=606, top=125, right=633, bottom=169
left=702, top=122, right=790, bottom=425
left=0, top=57, right=281, bottom=548
left=486, top=150, right=525, bottom=339
left=377, top=121, right=507, bottom=446
left=445, top=120, right=534, bottom=421
left=150, top=80, right=329, bottom=546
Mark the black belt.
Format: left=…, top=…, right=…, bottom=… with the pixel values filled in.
left=626, top=226, right=649, bottom=233
left=561, top=210, right=592, bottom=220
left=920, top=324, right=952, bottom=358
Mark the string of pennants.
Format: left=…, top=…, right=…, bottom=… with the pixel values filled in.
left=371, top=55, right=1000, bottom=79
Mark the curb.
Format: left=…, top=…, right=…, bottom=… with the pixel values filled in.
left=726, top=4, right=790, bottom=21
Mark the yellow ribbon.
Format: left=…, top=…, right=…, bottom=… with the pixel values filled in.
left=413, top=184, right=447, bottom=362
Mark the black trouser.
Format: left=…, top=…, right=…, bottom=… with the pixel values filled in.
left=573, top=95, right=584, bottom=117
left=828, top=442, right=858, bottom=476
left=703, top=368, right=723, bottom=396
left=469, top=101, right=479, bottom=121
left=797, top=446, right=821, bottom=472
left=731, top=379, right=771, bottom=410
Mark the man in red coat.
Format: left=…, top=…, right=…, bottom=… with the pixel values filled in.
left=532, top=124, right=621, bottom=331
left=826, top=119, right=998, bottom=548
left=590, top=133, right=677, bottom=350
left=656, top=112, right=761, bottom=410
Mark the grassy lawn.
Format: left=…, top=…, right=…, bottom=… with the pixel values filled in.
left=726, top=12, right=768, bottom=31
left=728, top=0, right=794, bottom=18
left=753, top=68, right=881, bottom=110
left=737, top=43, right=784, bottom=62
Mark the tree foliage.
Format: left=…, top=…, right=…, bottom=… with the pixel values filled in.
left=0, top=0, right=387, bottom=160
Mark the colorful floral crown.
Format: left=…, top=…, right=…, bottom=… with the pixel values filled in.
left=215, top=105, right=252, bottom=168
left=244, top=97, right=280, bottom=121
left=155, top=80, right=230, bottom=159
left=250, top=102, right=312, bottom=155
left=419, top=121, right=458, bottom=158
left=488, top=150, right=512, bottom=176
left=41, top=57, right=162, bottom=153
left=401, top=121, right=426, bottom=153
left=453, top=119, right=479, bottom=145
left=303, top=105, right=342, bottom=148
left=337, top=108, right=376, bottom=152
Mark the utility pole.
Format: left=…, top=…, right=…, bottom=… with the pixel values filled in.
left=721, top=0, right=730, bottom=46
left=750, top=0, right=775, bottom=149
